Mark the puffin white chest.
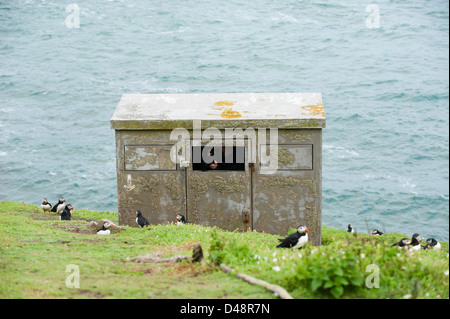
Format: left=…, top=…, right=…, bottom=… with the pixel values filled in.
left=97, top=229, right=111, bottom=235
left=57, top=203, right=66, bottom=213
left=292, top=233, right=308, bottom=249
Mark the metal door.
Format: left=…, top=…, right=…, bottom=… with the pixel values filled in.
left=117, top=144, right=187, bottom=226
left=253, top=142, right=320, bottom=244
left=186, top=139, right=252, bottom=232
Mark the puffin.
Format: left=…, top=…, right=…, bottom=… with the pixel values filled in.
left=97, top=221, right=113, bottom=235
left=347, top=224, right=355, bottom=233
left=276, top=225, right=309, bottom=249
left=59, top=204, right=73, bottom=221
left=372, top=229, right=384, bottom=236
left=392, top=238, right=411, bottom=248
left=409, top=233, right=423, bottom=251
left=136, top=210, right=149, bottom=228
left=41, top=198, right=52, bottom=214
left=424, top=238, right=441, bottom=251
left=51, top=197, right=66, bottom=215
left=176, top=214, right=189, bottom=225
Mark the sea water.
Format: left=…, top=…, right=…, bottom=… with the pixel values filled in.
left=0, top=0, right=448, bottom=240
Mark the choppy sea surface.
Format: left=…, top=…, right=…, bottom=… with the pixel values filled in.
left=1, top=0, right=448, bottom=240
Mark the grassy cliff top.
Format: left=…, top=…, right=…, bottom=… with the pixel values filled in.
left=0, top=201, right=448, bottom=299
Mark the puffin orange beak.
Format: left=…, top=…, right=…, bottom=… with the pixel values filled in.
left=110, top=224, right=113, bottom=229
left=306, top=227, right=310, bottom=233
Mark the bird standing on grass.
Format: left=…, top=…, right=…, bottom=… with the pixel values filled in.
left=347, top=224, right=354, bottom=233
left=392, top=238, right=411, bottom=248
left=97, top=221, right=113, bottom=235
left=136, top=210, right=149, bottom=228
left=276, top=225, right=309, bottom=249
left=176, top=214, right=189, bottom=225
left=59, top=204, right=73, bottom=221
left=51, top=197, right=66, bottom=215
left=409, top=233, right=423, bottom=251
left=41, top=198, right=52, bottom=214
left=372, top=229, right=383, bottom=236
left=424, top=238, right=441, bottom=251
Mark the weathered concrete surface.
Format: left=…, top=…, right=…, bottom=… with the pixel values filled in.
left=253, top=129, right=322, bottom=245
left=111, top=93, right=325, bottom=130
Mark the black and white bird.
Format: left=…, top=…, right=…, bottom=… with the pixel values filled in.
left=347, top=224, right=355, bottom=233
left=392, top=238, right=411, bottom=248
left=59, top=204, right=73, bottom=221
left=175, top=214, right=189, bottom=225
left=276, top=225, right=309, bottom=249
left=136, top=210, right=149, bottom=228
left=372, top=229, right=384, bottom=236
left=41, top=198, right=52, bottom=214
left=409, top=233, right=423, bottom=251
left=51, top=197, right=66, bottom=215
left=424, top=238, right=441, bottom=251
left=97, top=221, right=113, bottom=235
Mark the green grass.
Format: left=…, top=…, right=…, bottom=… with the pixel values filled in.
left=0, top=201, right=448, bottom=299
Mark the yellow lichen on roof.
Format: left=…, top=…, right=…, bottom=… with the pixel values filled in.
left=301, top=102, right=325, bottom=117
left=214, top=100, right=235, bottom=107
left=221, top=108, right=242, bottom=119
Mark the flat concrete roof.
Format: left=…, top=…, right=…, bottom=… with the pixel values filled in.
left=111, top=93, right=326, bottom=130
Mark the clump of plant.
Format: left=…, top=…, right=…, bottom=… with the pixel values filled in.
left=208, top=227, right=226, bottom=265
left=208, top=227, right=253, bottom=266
left=290, top=243, right=364, bottom=298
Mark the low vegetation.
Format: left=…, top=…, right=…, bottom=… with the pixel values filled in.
left=0, top=201, right=448, bottom=299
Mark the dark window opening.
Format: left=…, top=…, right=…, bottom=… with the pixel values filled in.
left=192, top=146, right=245, bottom=171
